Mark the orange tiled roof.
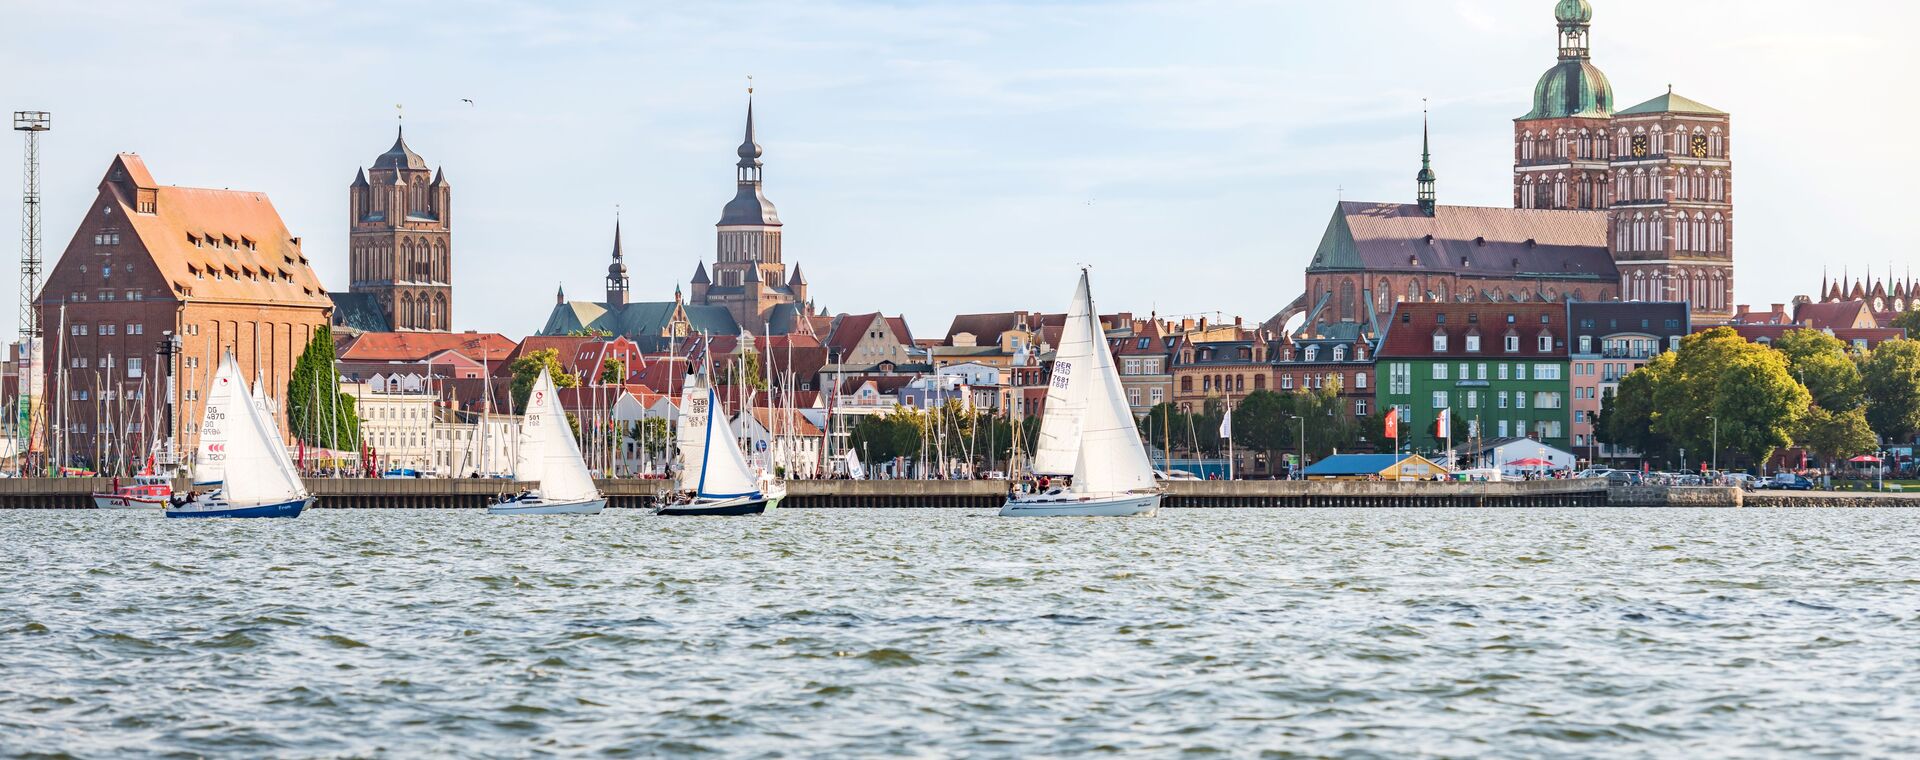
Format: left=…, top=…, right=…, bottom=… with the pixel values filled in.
left=337, top=331, right=517, bottom=363
left=98, top=154, right=331, bottom=305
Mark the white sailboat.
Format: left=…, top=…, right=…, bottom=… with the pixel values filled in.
left=1001, top=269, right=1163, bottom=517
left=491, top=368, right=605, bottom=515
left=190, top=353, right=239, bottom=487
left=167, top=353, right=314, bottom=518
left=656, top=366, right=784, bottom=516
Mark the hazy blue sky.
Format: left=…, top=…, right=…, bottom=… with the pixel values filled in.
left=4, top=0, right=1915, bottom=336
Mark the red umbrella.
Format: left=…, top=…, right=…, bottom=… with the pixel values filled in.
left=1505, top=458, right=1554, bottom=467
left=1849, top=455, right=1882, bottom=463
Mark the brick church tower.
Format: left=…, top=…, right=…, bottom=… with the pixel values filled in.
left=1608, top=89, right=1734, bottom=322
left=348, top=128, right=452, bottom=332
left=1513, top=0, right=1614, bottom=211
left=690, top=97, right=808, bottom=332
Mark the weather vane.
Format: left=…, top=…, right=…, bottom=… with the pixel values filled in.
left=747, top=74, right=754, bottom=95
left=395, top=103, right=403, bottom=123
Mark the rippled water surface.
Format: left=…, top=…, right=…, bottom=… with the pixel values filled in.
left=4, top=508, right=1919, bottom=758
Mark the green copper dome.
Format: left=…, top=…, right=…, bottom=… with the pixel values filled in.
left=1523, top=60, right=1613, bottom=120
left=1555, top=0, right=1594, bottom=24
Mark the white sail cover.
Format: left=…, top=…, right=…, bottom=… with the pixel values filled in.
left=694, top=386, right=760, bottom=498
left=217, top=354, right=307, bottom=505
left=193, top=355, right=240, bottom=485
left=1030, top=273, right=1097, bottom=476
left=1071, top=276, right=1157, bottom=495
left=518, top=370, right=598, bottom=502
left=674, top=373, right=709, bottom=493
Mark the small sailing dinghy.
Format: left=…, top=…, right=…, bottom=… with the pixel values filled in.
left=656, top=366, right=785, bottom=516
left=166, top=353, right=315, bottom=518
left=1001, top=269, right=1163, bottom=517
left=490, top=368, right=605, bottom=515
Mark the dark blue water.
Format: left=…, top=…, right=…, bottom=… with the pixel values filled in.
left=2, top=508, right=1917, bottom=757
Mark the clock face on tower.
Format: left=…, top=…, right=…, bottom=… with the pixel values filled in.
left=1690, top=135, right=1710, bottom=158
left=1631, top=135, right=1650, bottom=158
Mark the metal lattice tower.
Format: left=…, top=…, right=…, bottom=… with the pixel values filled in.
left=14, top=111, right=49, bottom=459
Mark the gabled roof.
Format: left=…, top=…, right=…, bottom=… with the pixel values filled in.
left=748, top=407, right=823, bottom=437
left=61, top=154, right=332, bottom=308
left=1304, top=454, right=1427, bottom=476
left=541, top=299, right=741, bottom=341
left=1792, top=300, right=1877, bottom=330
left=329, top=291, right=391, bottom=333
left=1616, top=91, right=1726, bottom=117
left=336, top=331, right=516, bottom=363
left=1309, top=202, right=1614, bottom=285
left=1378, top=302, right=1569, bottom=359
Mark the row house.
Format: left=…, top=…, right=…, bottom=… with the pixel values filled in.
left=1109, top=317, right=1173, bottom=418
left=1568, top=302, right=1689, bottom=463
left=739, top=407, right=825, bottom=479
left=1375, top=302, right=1573, bottom=453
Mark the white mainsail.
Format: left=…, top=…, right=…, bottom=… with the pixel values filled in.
left=217, top=354, right=307, bottom=505
left=1030, top=274, right=1097, bottom=476
left=674, top=372, right=709, bottom=493
left=1070, top=273, right=1157, bottom=495
left=193, top=355, right=239, bottom=485
left=675, top=375, right=760, bottom=499
left=516, top=370, right=598, bottom=502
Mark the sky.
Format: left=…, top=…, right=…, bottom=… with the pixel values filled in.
left=3, top=0, right=1916, bottom=337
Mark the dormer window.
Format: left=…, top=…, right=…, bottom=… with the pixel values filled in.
left=1332, top=346, right=1347, bottom=362
left=1304, top=346, right=1318, bottom=362
left=1538, top=332, right=1554, bottom=351
left=1432, top=331, right=1449, bottom=352
left=1504, top=333, right=1520, bottom=352
left=1465, top=334, right=1481, bottom=352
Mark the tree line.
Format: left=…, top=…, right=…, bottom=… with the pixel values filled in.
left=1597, top=327, right=1920, bottom=471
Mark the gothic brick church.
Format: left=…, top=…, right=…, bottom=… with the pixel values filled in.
left=332, top=128, right=453, bottom=333
left=1274, top=0, right=1736, bottom=339
left=542, top=98, right=816, bottom=343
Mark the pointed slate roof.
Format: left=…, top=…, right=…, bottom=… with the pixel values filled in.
left=373, top=127, right=429, bottom=170
left=351, top=168, right=369, bottom=188
left=691, top=262, right=711, bottom=285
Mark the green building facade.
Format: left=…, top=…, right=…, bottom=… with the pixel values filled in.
left=1376, top=303, right=1573, bottom=455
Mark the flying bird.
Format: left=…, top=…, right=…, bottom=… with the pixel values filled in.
left=461, top=99, right=475, bottom=106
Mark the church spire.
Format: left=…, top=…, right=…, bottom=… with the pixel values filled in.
left=605, top=218, right=629, bottom=306
left=1416, top=106, right=1437, bottom=217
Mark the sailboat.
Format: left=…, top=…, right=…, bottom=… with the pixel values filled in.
left=490, top=368, right=605, bottom=515
left=1001, top=269, right=1163, bottom=517
left=656, top=365, right=784, bottom=516
left=167, top=353, right=315, bottom=518
left=190, top=352, right=239, bottom=488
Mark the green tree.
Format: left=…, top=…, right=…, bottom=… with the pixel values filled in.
left=849, top=405, right=924, bottom=464
left=1652, top=328, right=1809, bottom=466
left=1596, top=356, right=1674, bottom=463
left=721, top=350, right=769, bottom=391
left=1798, top=405, right=1878, bottom=472
left=510, top=348, right=579, bottom=413
left=284, top=323, right=360, bottom=450
left=1862, top=338, right=1920, bottom=443
left=1773, top=328, right=1863, bottom=411
left=599, top=357, right=627, bottom=386
left=566, top=328, right=611, bottom=338
left=1231, top=390, right=1293, bottom=466
left=1891, top=309, right=1920, bottom=336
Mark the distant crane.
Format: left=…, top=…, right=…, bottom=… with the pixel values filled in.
left=13, top=111, right=49, bottom=468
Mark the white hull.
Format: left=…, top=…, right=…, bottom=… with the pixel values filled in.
left=999, top=491, right=1162, bottom=517
left=489, top=497, right=606, bottom=515
left=93, top=495, right=167, bottom=510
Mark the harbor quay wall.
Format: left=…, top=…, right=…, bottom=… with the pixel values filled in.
left=6, top=478, right=1918, bottom=510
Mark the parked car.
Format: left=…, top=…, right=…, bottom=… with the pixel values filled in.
left=1720, top=473, right=1761, bottom=491
left=1770, top=473, right=1814, bottom=491
left=1574, top=468, right=1616, bottom=480
left=1605, top=471, right=1643, bottom=486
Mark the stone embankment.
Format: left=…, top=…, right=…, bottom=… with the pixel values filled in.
left=4, top=477, right=1916, bottom=509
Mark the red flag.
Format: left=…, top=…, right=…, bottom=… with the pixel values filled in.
left=1434, top=408, right=1451, bottom=437
left=1384, top=410, right=1399, bottom=440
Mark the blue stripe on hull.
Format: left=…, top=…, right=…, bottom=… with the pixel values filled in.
left=656, top=496, right=777, bottom=516
left=164, top=497, right=311, bottom=519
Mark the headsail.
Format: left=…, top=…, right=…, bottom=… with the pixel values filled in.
left=216, top=353, right=306, bottom=505
left=674, top=372, right=709, bottom=493
left=695, top=386, right=760, bottom=499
